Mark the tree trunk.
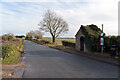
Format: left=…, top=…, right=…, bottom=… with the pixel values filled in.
left=52, top=36, right=55, bottom=43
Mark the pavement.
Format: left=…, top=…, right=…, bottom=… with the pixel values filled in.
left=22, top=40, right=118, bottom=78
left=2, top=62, right=26, bottom=78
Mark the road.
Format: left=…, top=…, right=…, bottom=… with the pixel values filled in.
left=23, top=40, right=118, bottom=78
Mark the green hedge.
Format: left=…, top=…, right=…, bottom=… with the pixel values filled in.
left=62, top=41, right=75, bottom=48
left=1, top=39, right=24, bottom=64
left=32, top=39, right=51, bottom=44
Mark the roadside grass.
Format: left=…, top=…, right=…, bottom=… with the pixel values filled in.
left=85, top=51, right=119, bottom=60
left=1, top=39, right=25, bottom=64
left=87, top=52, right=111, bottom=58
left=2, top=52, right=20, bottom=64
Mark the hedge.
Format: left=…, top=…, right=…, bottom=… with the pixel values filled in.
left=1, top=39, right=24, bottom=64
left=62, top=41, right=75, bottom=48
left=32, top=39, right=51, bottom=45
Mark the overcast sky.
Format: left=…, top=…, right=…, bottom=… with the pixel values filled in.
left=0, top=0, right=119, bottom=38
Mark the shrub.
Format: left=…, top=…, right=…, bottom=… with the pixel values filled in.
left=25, top=34, right=33, bottom=40
left=2, top=45, right=12, bottom=59
left=8, top=36, right=14, bottom=41
left=35, top=36, right=42, bottom=39
left=40, top=40, right=50, bottom=44
left=2, top=33, right=15, bottom=41
left=25, top=30, right=43, bottom=40
left=62, top=41, right=75, bottom=48
left=34, top=40, right=51, bottom=44
left=2, top=39, right=24, bottom=64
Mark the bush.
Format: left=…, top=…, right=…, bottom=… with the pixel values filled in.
left=33, top=40, right=51, bottom=44
left=2, top=33, right=15, bottom=41
left=2, top=39, right=24, bottom=64
left=25, top=35, right=33, bottom=40
left=25, top=30, right=43, bottom=40
left=62, top=41, right=75, bottom=48
left=2, top=45, right=12, bottom=59
left=8, top=36, right=14, bottom=41
left=35, top=36, right=42, bottom=39
left=40, top=40, right=50, bottom=44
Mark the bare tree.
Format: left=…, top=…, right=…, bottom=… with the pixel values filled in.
left=34, top=30, right=43, bottom=39
left=39, top=10, right=68, bottom=43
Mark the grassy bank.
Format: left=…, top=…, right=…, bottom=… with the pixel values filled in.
left=1, top=39, right=25, bottom=64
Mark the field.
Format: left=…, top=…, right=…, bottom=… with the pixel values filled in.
left=43, top=38, right=75, bottom=45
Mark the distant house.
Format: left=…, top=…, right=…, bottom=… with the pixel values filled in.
left=75, top=24, right=102, bottom=52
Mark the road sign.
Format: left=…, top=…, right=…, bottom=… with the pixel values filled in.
left=100, top=37, right=104, bottom=42
left=101, top=33, right=104, bottom=36
left=100, top=37, right=104, bottom=46
left=100, top=42, right=104, bottom=46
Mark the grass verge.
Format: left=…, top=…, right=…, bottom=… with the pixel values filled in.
left=1, top=39, right=25, bottom=64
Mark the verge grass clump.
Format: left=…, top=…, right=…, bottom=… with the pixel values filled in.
left=2, top=39, right=24, bottom=64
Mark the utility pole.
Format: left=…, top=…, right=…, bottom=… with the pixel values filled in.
left=102, top=24, right=103, bottom=32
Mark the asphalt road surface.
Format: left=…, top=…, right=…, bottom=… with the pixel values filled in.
left=23, top=40, right=118, bottom=78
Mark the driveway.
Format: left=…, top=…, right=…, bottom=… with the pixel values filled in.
left=22, top=40, right=118, bottom=78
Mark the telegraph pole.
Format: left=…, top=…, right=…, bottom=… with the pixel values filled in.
left=102, top=24, right=103, bottom=32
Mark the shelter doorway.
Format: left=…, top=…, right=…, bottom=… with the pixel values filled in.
left=80, top=36, right=84, bottom=51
